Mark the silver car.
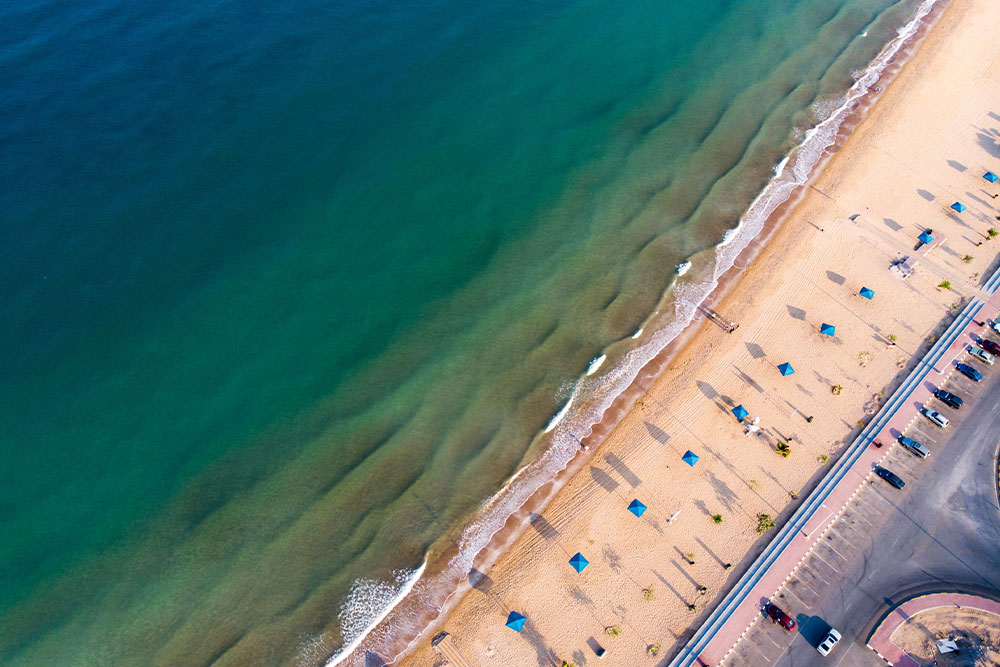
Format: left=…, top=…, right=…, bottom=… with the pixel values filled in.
left=968, top=346, right=995, bottom=365
left=921, top=408, right=949, bottom=428
left=817, top=628, right=841, bottom=656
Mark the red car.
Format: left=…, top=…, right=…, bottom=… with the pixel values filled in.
left=764, top=603, right=796, bottom=631
left=980, top=339, right=1000, bottom=356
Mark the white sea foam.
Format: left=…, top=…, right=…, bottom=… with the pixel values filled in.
left=324, top=563, right=426, bottom=666
left=676, top=260, right=692, bottom=276
left=543, top=382, right=579, bottom=433
left=585, top=354, right=607, bottom=376
left=333, top=2, right=942, bottom=663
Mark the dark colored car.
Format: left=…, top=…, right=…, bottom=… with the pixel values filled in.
left=980, top=339, right=1000, bottom=356
left=933, top=388, right=963, bottom=409
left=956, top=363, right=983, bottom=382
left=876, top=466, right=905, bottom=489
left=764, top=603, right=796, bottom=631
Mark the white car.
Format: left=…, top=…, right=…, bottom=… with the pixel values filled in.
left=921, top=408, right=949, bottom=428
left=968, top=346, right=995, bottom=365
left=989, top=319, right=1000, bottom=335
left=817, top=628, right=841, bottom=656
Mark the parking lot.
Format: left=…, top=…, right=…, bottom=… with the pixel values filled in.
left=720, top=347, right=1000, bottom=667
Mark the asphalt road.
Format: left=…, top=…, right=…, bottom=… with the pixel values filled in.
left=722, top=358, right=1000, bottom=667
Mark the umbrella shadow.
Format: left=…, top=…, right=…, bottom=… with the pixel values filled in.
left=732, top=366, right=763, bottom=393
left=947, top=210, right=972, bottom=229
left=601, top=544, right=624, bottom=573
left=692, top=498, right=714, bottom=518
left=787, top=305, right=806, bottom=320
left=884, top=217, right=904, bottom=231
left=706, top=470, right=738, bottom=513
left=604, top=453, right=641, bottom=487
left=468, top=568, right=494, bottom=594
left=696, top=380, right=718, bottom=400
left=916, top=190, right=935, bottom=202
left=795, top=383, right=813, bottom=397
left=529, top=513, right=559, bottom=541
left=745, top=342, right=766, bottom=359
left=977, top=132, right=1000, bottom=158
left=567, top=585, right=593, bottom=607
left=825, top=270, right=846, bottom=286
left=589, top=467, right=620, bottom=493
left=947, top=159, right=968, bottom=172
left=644, top=421, right=671, bottom=444
left=520, top=622, right=560, bottom=667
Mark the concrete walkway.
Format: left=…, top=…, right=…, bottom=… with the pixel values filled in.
left=867, top=592, right=1000, bottom=666
left=669, top=269, right=1000, bottom=667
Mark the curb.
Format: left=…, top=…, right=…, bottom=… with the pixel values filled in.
left=865, top=592, right=1000, bottom=665
left=668, top=266, right=1000, bottom=667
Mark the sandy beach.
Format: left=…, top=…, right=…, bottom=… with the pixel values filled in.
left=399, top=1, right=1000, bottom=665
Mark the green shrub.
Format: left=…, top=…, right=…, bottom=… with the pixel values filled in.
left=712, top=514, right=723, bottom=524
left=605, top=625, right=622, bottom=638
left=756, top=513, right=776, bottom=534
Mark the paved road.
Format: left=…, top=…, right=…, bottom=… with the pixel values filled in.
left=723, top=357, right=1000, bottom=667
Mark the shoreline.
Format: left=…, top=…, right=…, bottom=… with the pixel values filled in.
left=331, top=1, right=965, bottom=664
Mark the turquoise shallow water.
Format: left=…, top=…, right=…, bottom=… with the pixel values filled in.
left=0, top=0, right=927, bottom=664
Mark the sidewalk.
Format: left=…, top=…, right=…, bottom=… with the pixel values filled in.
left=671, top=275, right=1000, bottom=667
left=867, top=592, right=1000, bottom=666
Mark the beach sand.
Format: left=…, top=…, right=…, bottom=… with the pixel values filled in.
left=399, top=0, right=1000, bottom=664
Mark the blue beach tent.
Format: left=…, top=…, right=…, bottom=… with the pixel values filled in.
left=918, top=231, right=934, bottom=244
left=506, top=611, right=526, bottom=632
left=569, top=552, right=589, bottom=573
left=985, top=171, right=998, bottom=183
left=859, top=286, right=875, bottom=300
left=777, top=362, right=795, bottom=376
left=627, top=499, right=647, bottom=517
left=951, top=201, right=966, bottom=213
left=732, top=404, right=749, bottom=421
left=820, top=323, right=836, bottom=336
left=682, top=450, right=699, bottom=467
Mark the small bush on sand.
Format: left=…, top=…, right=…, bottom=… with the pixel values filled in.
left=776, top=442, right=791, bottom=458
left=831, top=384, right=843, bottom=395
left=643, top=586, right=656, bottom=602
left=819, top=454, right=830, bottom=462
left=605, top=625, right=622, bottom=638
left=756, top=513, right=776, bottom=534
left=712, top=514, right=723, bottom=524
left=963, top=255, right=974, bottom=263
left=648, top=643, right=661, bottom=656
left=988, top=228, right=998, bottom=238
left=938, top=280, right=952, bottom=290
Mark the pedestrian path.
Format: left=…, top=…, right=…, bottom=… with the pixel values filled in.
left=867, top=592, right=1000, bottom=666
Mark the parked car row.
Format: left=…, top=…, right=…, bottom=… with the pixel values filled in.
left=764, top=318, right=995, bottom=659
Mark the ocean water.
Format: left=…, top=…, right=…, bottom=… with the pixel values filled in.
left=0, top=0, right=931, bottom=664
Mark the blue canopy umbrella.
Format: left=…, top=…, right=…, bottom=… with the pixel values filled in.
left=506, top=611, right=526, bottom=632
left=777, top=362, right=795, bottom=376
left=568, top=552, right=589, bottom=573
left=918, top=231, right=934, bottom=244
left=985, top=171, right=998, bottom=183
left=627, top=499, right=647, bottom=517
left=732, top=404, right=749, bottom=421
left=820, top=323, right=836, bottom=337
left=859, top=286, right=875, bottom=300
left=682, top=450, right=699, bottom=467
left=951, top=201, right=966, bottom=213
